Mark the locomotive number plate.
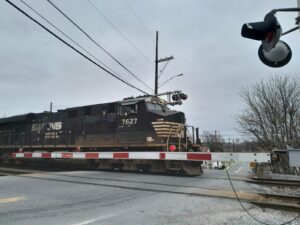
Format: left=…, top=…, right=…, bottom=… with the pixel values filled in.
left=121, top=118, right=138, bottom=126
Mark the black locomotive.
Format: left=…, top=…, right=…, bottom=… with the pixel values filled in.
left=0, top=92, right=202, bottom=175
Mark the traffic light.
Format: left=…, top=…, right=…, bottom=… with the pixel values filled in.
left=241, top=13, right=292, bottom=68
left=172, top=93, right=188, bottom=101
left=258, top=40, right=292, bottom=68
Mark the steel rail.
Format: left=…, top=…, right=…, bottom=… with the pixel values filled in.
left=247, top=177, right=300, bottom=188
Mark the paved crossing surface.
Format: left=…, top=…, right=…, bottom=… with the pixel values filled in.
left=0, top=166, right=298, bottom=225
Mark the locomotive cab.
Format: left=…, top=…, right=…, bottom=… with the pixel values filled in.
left=115, top=96, right=188, bottom=150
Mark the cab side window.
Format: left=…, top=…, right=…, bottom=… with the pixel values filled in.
left=120, top=104, right=138, bottom=115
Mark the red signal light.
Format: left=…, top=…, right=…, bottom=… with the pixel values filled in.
left=169, top=145, right=176, bottom=152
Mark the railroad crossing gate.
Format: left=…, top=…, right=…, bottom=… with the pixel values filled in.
left=12, top=151, right=271, bottom=163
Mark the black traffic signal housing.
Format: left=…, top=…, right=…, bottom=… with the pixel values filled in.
left=241, top=13, right=292, bottom=68
left=242, top=13, right=281, bottom=50
left=172, top=93, right=188, bottom=101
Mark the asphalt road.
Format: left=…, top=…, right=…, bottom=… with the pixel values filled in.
left=0, top=164, right=299, bottom=225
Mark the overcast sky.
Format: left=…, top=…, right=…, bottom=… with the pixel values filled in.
left=1, top=0, right=299, bottom=140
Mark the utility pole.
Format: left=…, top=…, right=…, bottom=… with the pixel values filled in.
left=214, top=130, right=219, bottom=140
left=155, top=31, right=158, bottom=94
left=154, top=31, right=174, bottom=94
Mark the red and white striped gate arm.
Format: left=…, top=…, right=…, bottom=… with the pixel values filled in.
left=11, top=152, right=271, bottom=162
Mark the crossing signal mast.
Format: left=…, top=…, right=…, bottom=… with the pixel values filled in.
left=241, top=1, right=300, bottom=67
left=153, top=31, right=187, bottom=105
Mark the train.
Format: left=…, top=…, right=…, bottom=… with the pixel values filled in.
left=0, top=91, right=203, bottom=175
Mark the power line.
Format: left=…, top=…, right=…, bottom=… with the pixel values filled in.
left=123, top=0, right=153, bottom=41
left=18, top=0, right=129, bottom=83
left=158, top=60, right=170, bottom=79
left=46, top=0, right=153, bottom=92
left=123, top=0, right=181, bottom=92
left=47, top=0, right=152, bottom=92
left=102, top=0, right=154, bottom=59
left=103, top=0, right=146, bottom=42
left=102, top=0, right=154, bottom=60
left=66, top=2, right=128, bottom=55
left=86, top=0, right=153, bottom=64
left=126, top=0, right=180, bottom=90
left=4, top=0, right=148, bottom=95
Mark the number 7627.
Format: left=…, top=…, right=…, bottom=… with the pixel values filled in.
left=121, top=118, right=138, bottom=125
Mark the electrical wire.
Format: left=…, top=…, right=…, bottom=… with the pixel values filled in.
left=225, top=168, right=300, bottom=225
left=86, top=0, right=153, bottom=64
left=65, top=1, right=126, bottom=54
left=103, top=0, right=148, bottom=43
left=47, top=0, right=152, bottom=92
left=158, top=60, right=170, bottom=79
left=46, top=0, right=153, bottom=92
left=4, top=0, right=148, bottom=95
left=124, top=0, right=180, bottom=91
left=102, top=0, right=155, bottom=67
left=123, top=0, right=154, bottom=41
left=18, top=0, right=129, bottom=83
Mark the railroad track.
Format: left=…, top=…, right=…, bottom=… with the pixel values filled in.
left=1, top=165, right=300, bottom=212
left=0, top=167, right=33, bottom=176
left=246, top=177, right=300, bottom=188
left=20, top=173, right=300, bottom=212
left=0, top=165, right=70, bottom=175
left=196, top=174, right=300, bottom=189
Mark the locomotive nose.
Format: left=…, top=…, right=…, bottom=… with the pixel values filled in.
left=164, top=111, right=185, bottom=123
left=149, top=110, right=185, bottom=123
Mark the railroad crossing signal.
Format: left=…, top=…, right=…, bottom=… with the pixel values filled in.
left=241, top=13, right=292, bottom=68
left=241, top=5, right=300, bottom=68
left=241, top=13, right=281, bottom=50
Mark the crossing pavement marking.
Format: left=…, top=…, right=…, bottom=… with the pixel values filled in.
left=0, top=197, right=25, bottom=204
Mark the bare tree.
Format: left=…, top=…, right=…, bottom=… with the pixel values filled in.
left=224, top=140, right=263, bottom=153
left=201, top=131, right=224, bottom=152
left=237, top=76, right=300, bottom=150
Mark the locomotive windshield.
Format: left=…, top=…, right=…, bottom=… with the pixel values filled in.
left=146, top=103, right=169, bottom=111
